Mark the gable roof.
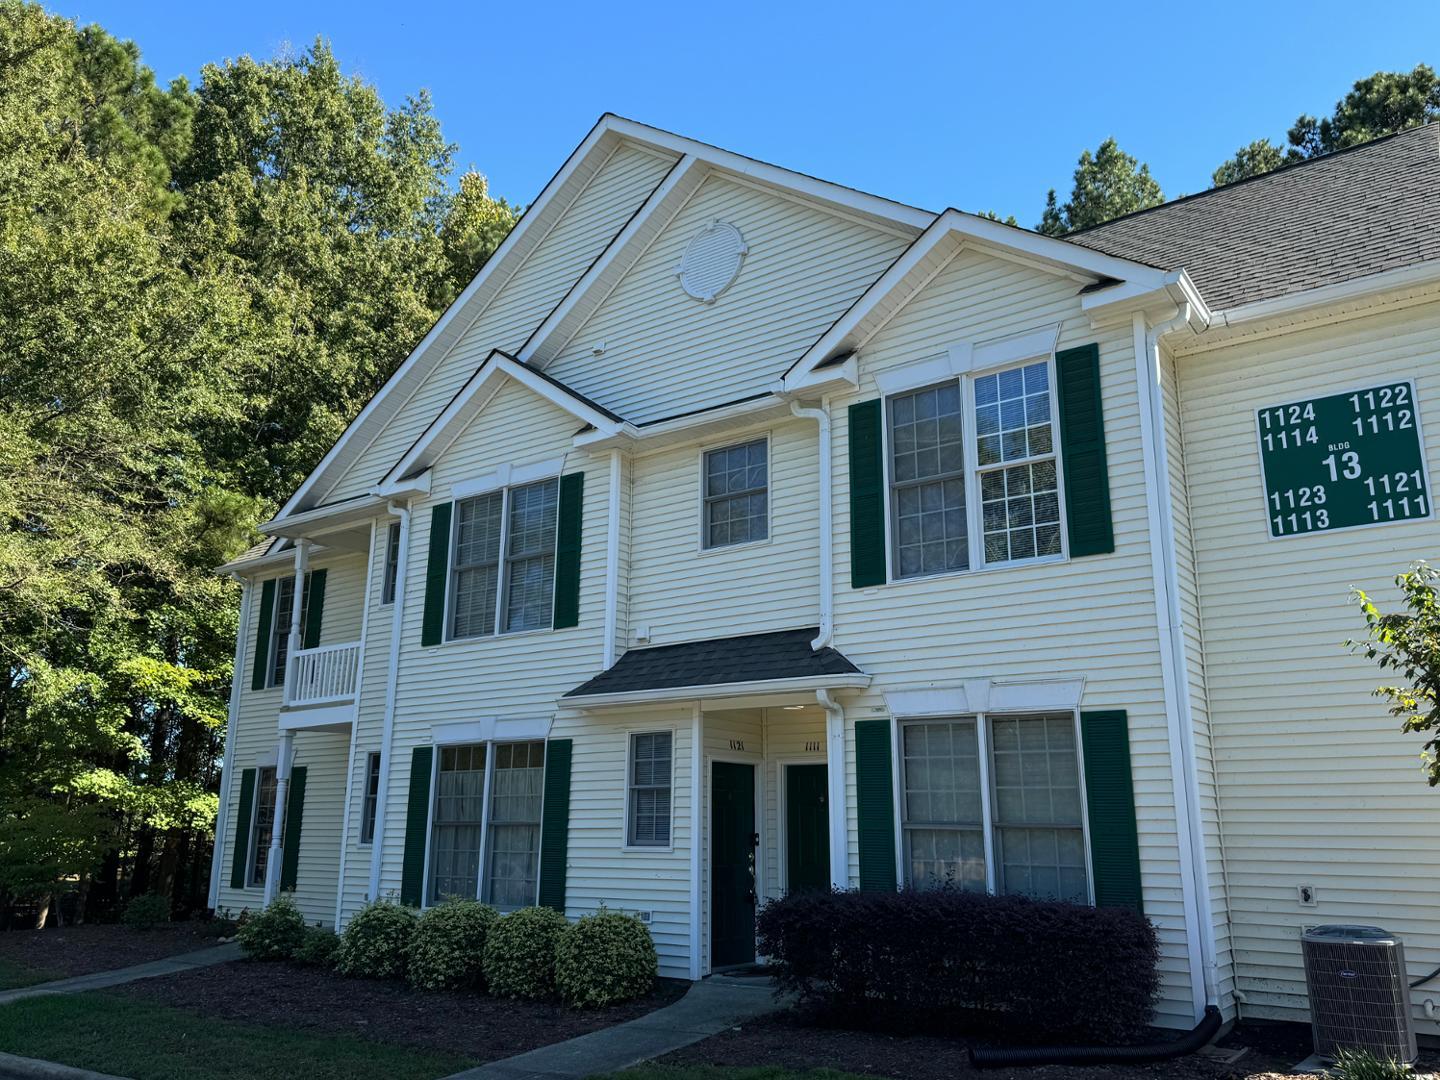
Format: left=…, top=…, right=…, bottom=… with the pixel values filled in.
left=1067, top=124, right=1440, bottom=312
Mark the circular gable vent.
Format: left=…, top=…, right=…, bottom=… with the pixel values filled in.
left=677, top=220, right=748, bottom=303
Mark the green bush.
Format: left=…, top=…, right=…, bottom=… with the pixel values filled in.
left=408, top=899, right=498, bottom=991
left=1331, top=1048, right=1413, bottom=1080
left=120, top=893, right=171, bottom=930
left=335, top=899, right=417, bottom=980
left=555, top=910, right=658, bottom=1008
left=483, top=906, right=568, bottom=1000
left=294, top=924, right=340, bottom=968
left=236, top=896, right=306, bottom=961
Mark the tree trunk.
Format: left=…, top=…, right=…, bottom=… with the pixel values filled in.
left=74, top=872, right=91, bottom=925
left=33, top=894, right=50, bottom=930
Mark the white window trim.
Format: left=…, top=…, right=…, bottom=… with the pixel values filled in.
left=873, top=324, right=1060, bottom=397
left=623, top=727, right=678, bottom=853
left=891, top=709, right=1095, bottom=906
left=360, top=751, right=381, bottom=845
left=696, top=433, right=772, bottom=554
left=246, top=765, right=278, bottom=889
left=442, top=473, right=562, bottom=644
left=880, top=350, right=1070, bottom=586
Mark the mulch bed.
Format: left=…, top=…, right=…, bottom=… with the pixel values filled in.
left=0, top=921, right=223, bottom=981
left=656, top=1009, right=1400, bottom=1080
left=114, top=959, right=689, bottom=1064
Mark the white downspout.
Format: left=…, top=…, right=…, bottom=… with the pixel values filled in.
left=788, top=399, right=834, bottom=651
left=1133, top=307, right=1219, bottom=1017
left=603, top=449, right=623, bottom=669
left=368, top=500, right=412, bottom=900
left=208, top=576, right=253, bottom=910
left=264, top=539, right=309, bottom=904
left=816, top=689, right=849, bottom=890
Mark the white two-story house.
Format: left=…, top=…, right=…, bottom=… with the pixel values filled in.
left=210, top=116, right=1440, bottom=1034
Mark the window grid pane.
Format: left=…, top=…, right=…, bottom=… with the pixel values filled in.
left=900, top=720, right=985, bottom=891
left=975, top=362, right=1060, bottom=565
left=251, top=767, right=277, bottom=886
left=483, top=741, right=545, bottom=909
left=503, top=479, right=559, bottom=633
left=703, top=440, right=768, bottom=548
left=628, top=732, right=672, bottom=846
left=991, top=715, right=1087, bottom=903
left=270, top=577, right=307, bottom=686
left=382, top=522, right=400, bottom=605
left=428, top=744, right=486, bottom=902
left=890, top=384, right=968, bottom=578
left=360, top=752, right=381, bottom=844
left=451, top=493, right=502, bottom=638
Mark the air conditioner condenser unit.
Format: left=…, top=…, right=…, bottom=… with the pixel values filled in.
left=1301, top=924, right=1417, bottom=1063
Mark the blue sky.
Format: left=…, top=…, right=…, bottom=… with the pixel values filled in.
left=55, top=0, right=1440, bottom=226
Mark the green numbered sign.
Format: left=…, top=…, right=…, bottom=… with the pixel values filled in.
left=1256, top=380, right=1431, bottom=539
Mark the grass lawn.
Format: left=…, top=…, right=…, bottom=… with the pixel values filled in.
left=0, top=956, right=55, bottom=990
left=0, top=991, right=475, bottom=1080
left=605, top=1070, right=872, bottom=1080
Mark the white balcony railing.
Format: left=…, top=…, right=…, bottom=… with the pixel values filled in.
left=285, top=642, right=361, bottom=708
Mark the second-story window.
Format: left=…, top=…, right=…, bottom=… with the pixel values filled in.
left=449, top=478, right=559, bottom=640
left=268, top=575, right=309, bottom=687
left=381, top=522, right=401, bottom=605
left=702, top=438, right=768, bottom=549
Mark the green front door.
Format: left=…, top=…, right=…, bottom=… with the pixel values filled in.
left=785, top=764, right=830, bottom=894
left=711, top=761, right=757, bottom=969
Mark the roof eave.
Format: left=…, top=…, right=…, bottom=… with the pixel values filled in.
left=561, top=672, right=872, bottom=710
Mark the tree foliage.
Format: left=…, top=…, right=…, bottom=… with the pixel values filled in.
left=0, top=1, right=518, bottom=922
left=1036, top=137, right=1163, bottom=236
left=1213, top=65, right=1440, bottom=186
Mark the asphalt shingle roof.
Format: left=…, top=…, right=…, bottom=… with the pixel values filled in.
left=1066, top=124, right=1440, bottom=311
left=564, top=627, right=862, bottom=698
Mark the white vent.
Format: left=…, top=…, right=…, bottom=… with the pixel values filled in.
left=677, top=220, right=747, bottom=303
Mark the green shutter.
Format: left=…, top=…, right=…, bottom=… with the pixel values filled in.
left=279, top=766, right=307, bottom=892
left=421, top=504, right=452, bottom=647
left=552, top=473, right=584, bottom=630
left=855, top=719, right=897, bottom=892
left=1081, top=710, right=1143, bottom=913
left=229, top=768, right=256, bottom=889
left=1056, top=343, right=1114, bottom=557
left=302, top=570, right=326, bottom=649
left=399, top=746, right=434, bottom=906
left=537, top=739, right=572, bottom=911
left=251, top=580, right=276, bottom=691
left=848, top=399, right=887, bottom=588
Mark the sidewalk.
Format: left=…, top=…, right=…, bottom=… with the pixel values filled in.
left=443, top=973, right=784, bottom=1080
left=0, top=942, right=243, bottom=1008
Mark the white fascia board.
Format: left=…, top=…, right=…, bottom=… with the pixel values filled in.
left=562, top=672, right=871, bottom=710
left=278, top=703, right=355, bottom=732
left=261, top=494, right=389, bottom=538
left=384, top=351, right=622, bottom=484
left=275, top=118, right=627, bottom=520
left=1082, top=269, right=1213, bottom=332
left=571, top=393, right=793, bottom=453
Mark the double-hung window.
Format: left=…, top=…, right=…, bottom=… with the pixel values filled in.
left=887, top=358, right=1062, bottom=580
left=899, top=713, right=1088, bottom=904
left=359, top=752, right=381, bottom=845
left=449, top=478, right=558, bottom=640
left=381, top=522, right=401, bottom=605
left=267, top=575, right=310, bottom=687
left=250, top=766, right=278, bottom=887
left=702, top=438, right=768, bottom=549
left=425, top=741, right=547, bottom=909
left=627, top=731, right=673, bottom=847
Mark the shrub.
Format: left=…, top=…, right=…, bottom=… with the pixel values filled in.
left=555, top=909, right=658, bottom=1008
left=407, top=899, right=499, bottom=991
left=483, top=906, right=569, bottom=1000
left=294, top=925, right=340, bottom=968
left=121, top=893, right=171, bottom=930
left=756, top=887, right=1159, bottom=1045
left=1331, top=1049, right=1413, bottom=1080
left=335, top=899, right=417, bottom=980
left=236, top=896, right=306, bottom=961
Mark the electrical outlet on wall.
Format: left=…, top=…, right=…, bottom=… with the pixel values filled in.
left=1297, top=883, right=1317, bottom=907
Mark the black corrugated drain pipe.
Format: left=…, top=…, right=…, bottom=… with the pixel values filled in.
left=968, top=1006, right=1223, bottom=1069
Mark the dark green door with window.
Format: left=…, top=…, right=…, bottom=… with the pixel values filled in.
left=711, top=761, right=757, bottom=969
left=785, top=764, right=830, bottom=894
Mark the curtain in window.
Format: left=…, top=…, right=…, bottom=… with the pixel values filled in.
left=428, top=744, right=486, bottom=901
left=483, top=741, right=546, bottom=908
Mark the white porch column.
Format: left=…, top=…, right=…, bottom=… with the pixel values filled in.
left=263, top=729, right=295, bottom=904
left=283, top=540, right=310, bottom=704
left=817, top=690, right=848, bottom=890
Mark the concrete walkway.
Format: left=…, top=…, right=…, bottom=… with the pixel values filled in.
left=0, top=942, right=244, bottom=1007
left=443, top=973, right=785, bottom=1080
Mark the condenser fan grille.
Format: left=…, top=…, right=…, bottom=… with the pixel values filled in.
left=1301, top=924, right=1416, bottom=1063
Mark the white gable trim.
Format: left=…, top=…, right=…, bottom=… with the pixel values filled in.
left=383, top=351, right=621, bottom=485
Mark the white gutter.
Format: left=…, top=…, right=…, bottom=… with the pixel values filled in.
left=788, top=398, right=834, bottom=650
left=368, top=499, right=412, bottom=900
left=563, top=672, right=871, bottom=710
left=1132, top=308, right=1219, bottom=1019
left=208, top=577, right=253, bottom=909
left=603, top=450, right=623, bottom=668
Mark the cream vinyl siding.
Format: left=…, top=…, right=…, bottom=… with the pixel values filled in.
left=1176, top=293, right=1440, bottom=1031
left=828, top=246, right=1194, bottom=1027
left=543, top=173, right=911, bottom=424
left=215, top=552, right=367, bottom=924
left=321, top=143, right=675, bottom=503
left=627, top=416, right=819, bottom=645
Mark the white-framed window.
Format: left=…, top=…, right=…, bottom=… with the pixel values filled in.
left=448, top=478, right=559, bottom=640
left=381, top=522, right=401, bottom=605
left=702, top=438, right=768, bottom=549
left=267, top=575, right=309, bottom=687
left=899, top=713, right=1088, bottom=904
left=425, top=740, right=547, bottom=909
left=359, top=752, right=381, bottom=845
left=250, top=766, right=278, bottom=887
left=886, top=357, right=1063, bottom=580
left=627, top=731, right=673, bottom=847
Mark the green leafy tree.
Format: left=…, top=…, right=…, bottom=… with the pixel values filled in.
left=976, top=209, right=1019, bottom=227
left=1350, top=563, right=1440, bottom=786
left=1037, top=138, right=1163, bottom=236
left=1210, top=138, right=1286, bottom=186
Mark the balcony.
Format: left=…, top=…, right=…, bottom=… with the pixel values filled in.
left=284, top=642, right=361, bottom=709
